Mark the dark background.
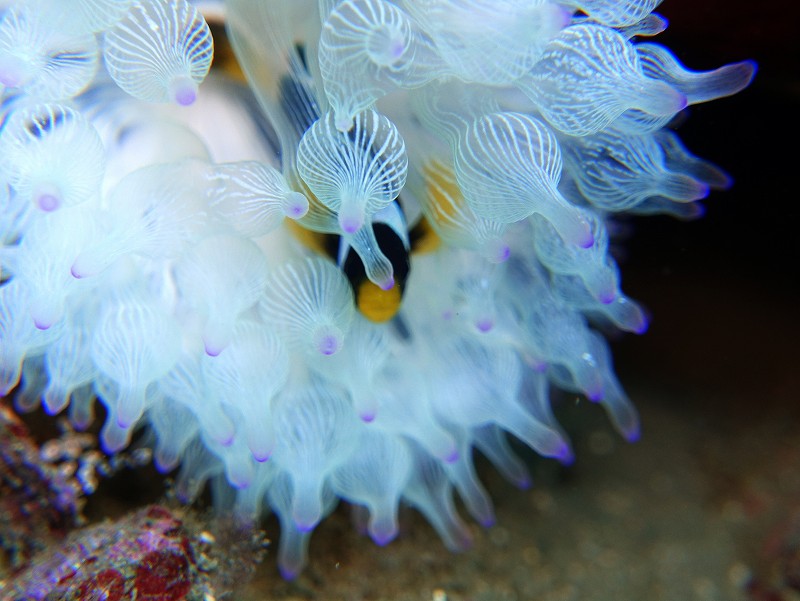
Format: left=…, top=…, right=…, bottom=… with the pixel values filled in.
left=610, top=0, right=799, bottom=407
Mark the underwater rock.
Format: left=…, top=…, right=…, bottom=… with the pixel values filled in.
left=0, top=400, right=86, bottom=571
left=2, top=504, right=268, bottom=600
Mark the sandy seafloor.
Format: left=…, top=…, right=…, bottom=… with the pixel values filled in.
left=2, top=0, right=799, bottom=599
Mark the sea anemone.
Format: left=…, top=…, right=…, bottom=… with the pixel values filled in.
left=0, top=0, right=755, bottom=579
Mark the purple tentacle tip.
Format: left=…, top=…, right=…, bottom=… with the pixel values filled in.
left=36, top=193, right=60, bottom=212
left=556, top=442, right=575, bottom=466
left=33, top=317, right=52, bottom=330
left=481, top=515, right=497, bottom=528
left=624, top=425, right=642, bottom=443
left=444, top=449, right=460, bottom=464
left=370, top=528, right=396, bottom=546
left=318, top=334, right=341, bottom=355
left=517, top=476, right=533, bottom=491
left=175, top=87, right=197, bottom=106
left=204, top=343, right=223, bottom=357
left=598, top=290, right=616, bottom=305
left=475, top=318, right=494, bottom=333
left=279, top=565, right=299, bottom=581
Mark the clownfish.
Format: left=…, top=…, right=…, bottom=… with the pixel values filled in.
left=207, top=15, right=438, bottom=322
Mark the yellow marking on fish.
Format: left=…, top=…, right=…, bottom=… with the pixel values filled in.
left=207, top=20, right=247, bottom=82
left=356, top=279, right=402, bottom=323
left=423, top=160, right=464, bottom=222
left=409, top=215, right=441, bottom=254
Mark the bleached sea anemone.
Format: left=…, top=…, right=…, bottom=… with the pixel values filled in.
left=0, top=0, right=755, bottom=579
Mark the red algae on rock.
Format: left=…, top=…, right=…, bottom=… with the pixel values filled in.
left=74, top=569, right=129, bottom=601
left=2, top=504, right=268, bottom=600
left=135, top=549, right=192, bottom=601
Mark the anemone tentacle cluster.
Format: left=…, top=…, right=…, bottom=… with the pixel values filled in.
left=0, top=0, right=754, bottom=579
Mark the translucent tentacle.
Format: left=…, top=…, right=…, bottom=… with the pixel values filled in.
left=319, top=0, right=436, bottom=131
left=261, top=257, right=355, bottom=356
left=297, top=109, right=408, bottom=234
left=103, top=0, right=213, bottom=105
left=517, top=24, right=686, bottom=136
left=0, top=104, right=105, bottom=212
left=637, top=43, right=757, bottom=105
left=455, top=111, right=593, bottom=247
